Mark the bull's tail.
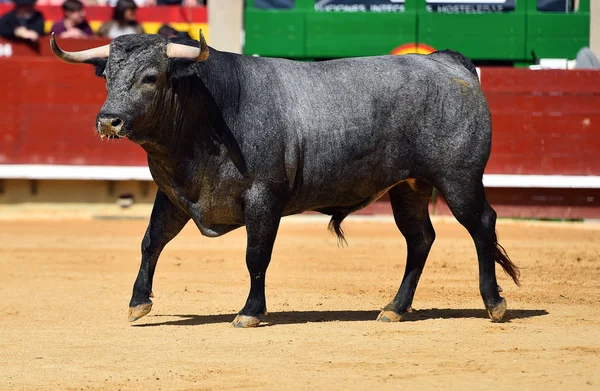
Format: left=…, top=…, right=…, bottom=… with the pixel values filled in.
left=328, top=212, right=348, bottom=247
left=494, top=231, right=520, bottom=286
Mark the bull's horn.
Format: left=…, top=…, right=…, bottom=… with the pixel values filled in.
left=166, top=29, right=209, bottom=62
left=50, top=33, right=110, bottom=64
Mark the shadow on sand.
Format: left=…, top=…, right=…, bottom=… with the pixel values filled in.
left=132, top=308, right=548, bottom=327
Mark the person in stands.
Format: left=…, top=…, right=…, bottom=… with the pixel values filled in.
left=0, top=0, right=45, bottom=42
left=97, top=0, right=144, bottom=39
left=50, top=0, right=93, bottom=39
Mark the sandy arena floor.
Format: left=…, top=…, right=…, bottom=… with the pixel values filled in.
left=0, top=213, right=599, bottom=390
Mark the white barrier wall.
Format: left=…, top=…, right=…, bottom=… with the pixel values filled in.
left=591, top=0, right=600, bottom=55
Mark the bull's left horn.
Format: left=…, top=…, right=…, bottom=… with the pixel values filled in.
left=165, top=29, right=209, bottom=62
left=50, top=33, right=110, bottom=64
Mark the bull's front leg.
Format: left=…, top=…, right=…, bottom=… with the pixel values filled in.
left=232, top=187, right=284, bottom=328
left=128, top=190, right=190, bottom=322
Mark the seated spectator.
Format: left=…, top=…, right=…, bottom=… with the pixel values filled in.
left=157, top=24, right=191, bottom=39
left=575, top=47, right=600, bottom=69
left=97, top=0, right=144, bottom=39
left=50, top=0, right=93, bottom=39
left=0, top=0, right=45, bottom=42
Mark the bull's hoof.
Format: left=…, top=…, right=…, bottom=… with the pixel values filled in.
left=231, top=314, right=261, bottom=328
left=128, top=302, right=153, bottom=322
left=487, top=298, right=507, bottom=322
left=376, top=310, right=405, bottom=322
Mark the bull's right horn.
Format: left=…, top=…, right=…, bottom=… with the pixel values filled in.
left=50, top=33, right=110, bottom=64
left=165, top=29, right=209, bottom=62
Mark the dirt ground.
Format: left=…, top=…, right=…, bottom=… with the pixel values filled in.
left=0, top=212, right=599, bottom=390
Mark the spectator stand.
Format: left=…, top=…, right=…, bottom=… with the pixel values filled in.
left=0, top=3, right=207, bottom=41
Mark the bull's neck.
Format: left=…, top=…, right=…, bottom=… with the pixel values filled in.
left=196, top=49, right=242, bottom=126
left=141, top=50, right=247, bottom=177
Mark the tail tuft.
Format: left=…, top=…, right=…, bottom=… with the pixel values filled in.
left=328, top=212, right=348, bottom=247
left=494, top=231, right=520, bottom=286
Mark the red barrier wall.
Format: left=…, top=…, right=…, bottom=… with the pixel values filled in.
left=483, top=69, right=600, bottom=176
left=0, top=53, right=599, bottom=218
left=1, top=58, right=598, bottom=173
left=429, top=188, right=600, bottom=219
left=0, top=51, right=146, bottom=166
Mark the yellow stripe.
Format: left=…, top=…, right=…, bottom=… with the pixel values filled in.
left=137, top=22, right=209, bottom=41
left=89, top=20, right=102, bottom=32
left=46, top=21, right=209, bottom=42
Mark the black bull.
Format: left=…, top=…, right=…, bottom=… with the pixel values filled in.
left=51, top=32, right=519, bottom=327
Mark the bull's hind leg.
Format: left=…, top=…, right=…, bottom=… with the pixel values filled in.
left=436, top=177, right=519, bottom=322
left=378, top=180, right=435, bottom=322
left=128, top=190, right=190, bottom=322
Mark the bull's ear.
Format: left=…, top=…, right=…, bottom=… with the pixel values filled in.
left=168, top=58, right=197, bottom=80
left=84, top=58, right=108, bottom=78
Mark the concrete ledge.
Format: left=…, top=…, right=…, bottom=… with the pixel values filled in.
left=0, top=165, right=152, bottom=181
left=1, top=165, right=599, bottom=189
left=483, top=174, right=600, bottom=189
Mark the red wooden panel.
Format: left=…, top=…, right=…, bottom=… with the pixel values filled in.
left=433, top=188, right=600, bottom=219
left=0, top=37, right=112, bottom=58
left=0, top=57, right=146, bottom=166
left=483, top=70, right=600, bottom=176
left=487, top=114, right=600, bottom=175
left=434, top=200, right=600, bottom=219
left=358, top=191, right=600, bottom=219
left=0, top=104, right=21, bottom=164
left=486, top=94, right=600, bottom=115
left=481, top=68, right=600, bottom=95
left=0, top=58, right=106, bottom=105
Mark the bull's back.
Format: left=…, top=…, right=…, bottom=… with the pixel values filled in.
left=233, top=52, right=489, bottom=210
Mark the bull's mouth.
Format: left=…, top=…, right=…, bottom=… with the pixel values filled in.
left=99, top=132, right=129, bottom=140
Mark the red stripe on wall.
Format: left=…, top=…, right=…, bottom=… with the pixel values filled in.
left=0, top=4, right=207, bottom=24
left=482, top=68, right=600, bottom=176
left=0, top=57, right=145, bottom=166
left=432, top=188, right=600, bottom=219
left=487, top=115, right=599, bottom=175
left=482, top=68, right=600, bottom=95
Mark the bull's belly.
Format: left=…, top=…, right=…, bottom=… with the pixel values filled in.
left=158, top=164, right=407, bottom=237
left=283, top=175, right=404, bottom=217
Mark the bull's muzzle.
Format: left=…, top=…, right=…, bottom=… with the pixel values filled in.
left=96, top=114, right=125, bottom=138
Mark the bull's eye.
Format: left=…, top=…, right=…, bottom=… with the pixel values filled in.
left=142, top=75, right=158, bottom=84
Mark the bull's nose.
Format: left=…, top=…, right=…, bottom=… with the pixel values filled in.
left=97, top=115, right=124, bottom=135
